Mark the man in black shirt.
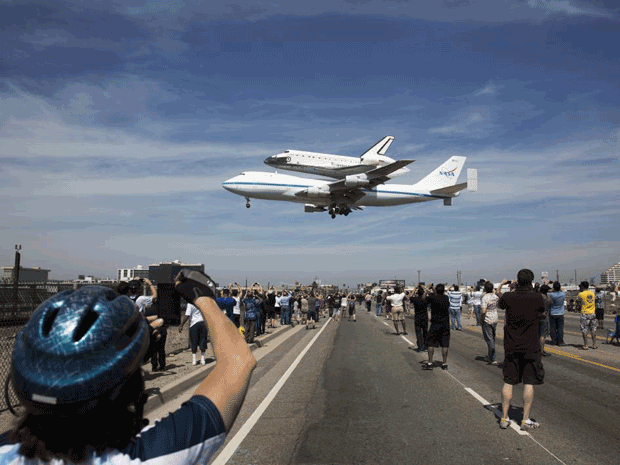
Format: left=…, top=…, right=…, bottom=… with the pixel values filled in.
left=423, top=284, right=451, bottom=370
left=410, top=286, right=429, bottom=352
left=498, top=269, right=545, bottom=430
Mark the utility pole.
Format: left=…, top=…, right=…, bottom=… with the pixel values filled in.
left=417, top=270, right=421, bottom=285
left=556, top=270, right=559, bottom=282
left=13, top=245, right=22, bottom=317
left=457, top=271, right=462, bottom=287
left=574, top=270, right=577, bottom=285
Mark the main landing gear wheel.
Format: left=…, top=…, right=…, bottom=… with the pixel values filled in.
left=245, top=197, right=251, bottom=209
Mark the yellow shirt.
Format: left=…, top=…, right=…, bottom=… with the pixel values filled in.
left=578, top=290, right=595, bottom=314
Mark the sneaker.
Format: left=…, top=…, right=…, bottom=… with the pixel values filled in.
left=192, top=361, right=198, bottom=366
left=441, top=363, right=448, bottom=370
left=490, top=360, right=499, bottom=366
left=499, top=417, right=511, bottom=429
left=521, top=418, right=540, bottom=430
left=422, top=362, right=434, bottom=370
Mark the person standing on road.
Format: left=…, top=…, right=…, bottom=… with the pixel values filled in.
left=340, top=293, right=348, bottom=321
left=594, top=287, right=605, bottom=330
left=410, top=286, right=428, bottom=352
left=274, top=291, right=282, bottom=326
left=365, top=292, right=372, bottom=312
left=242, top=289, right=261, bottom=344
left=481, top=281, right=500, bottom=365
left=231, top=285, right=242, bottom=328
left=498, top=269, right=545, bottom=430
left=469, top=285, right=483, bottom=327
left=307, top=292, right=318, bottom=329
left=423, top=283, right=451, bottom=370
left=347, top=293, right=357, bottom=322
left=264, top=288, right=277, bottom=329
left=539, top=284, right=552, bottom=357
left=548, top=282, right=566, bottom=346
left=179, top=301, right=209, bottom=366
left=387, top=286, right=407, bottom=335
left=447, top=285, right=463, bottom=330
left=577, top=281, right=597, bottom=349
left=216, top=288, right=236, bottom=322
left=375, top=290, right=383, bottom=316
left=280, top=291, right=292, bottom=326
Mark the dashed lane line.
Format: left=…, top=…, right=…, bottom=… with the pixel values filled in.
left=369, top=312, right=568, bottom=464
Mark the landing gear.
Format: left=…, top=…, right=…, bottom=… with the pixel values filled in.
left=245, top=197, right=251, bottom=209
left=328, top=205, right=351, bottom=218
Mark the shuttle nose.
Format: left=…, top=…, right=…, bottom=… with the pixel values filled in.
left=264, top=154, right=288, bottom=166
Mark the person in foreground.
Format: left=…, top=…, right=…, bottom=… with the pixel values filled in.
left=0, top=269, right=256, bottom=464
left=498, top=269, right=545, bottom=431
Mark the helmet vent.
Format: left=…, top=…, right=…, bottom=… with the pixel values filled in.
left=42, top=307, right=60, bottom=337
left=73, top=309, right=99, bottom=342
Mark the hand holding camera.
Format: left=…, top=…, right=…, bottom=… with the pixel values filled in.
left=174, top=269, right=217, bottom=304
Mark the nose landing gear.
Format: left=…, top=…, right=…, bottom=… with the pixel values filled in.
left=245, top=197, right=251, bottom=209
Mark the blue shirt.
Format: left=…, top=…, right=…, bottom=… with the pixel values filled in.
left=243, top=298, right=261, bottom=320
left=279, top=295, right=291, bottom=308
left=548, top=291, right=566, bottom=316
left=216, top=297, right=236, bottom=317
left=0, top=396, right=225, bottom=464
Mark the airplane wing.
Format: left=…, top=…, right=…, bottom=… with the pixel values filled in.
left=327, top=159, right=415, bottom=191
left=295, top=159, right=414, bottom=204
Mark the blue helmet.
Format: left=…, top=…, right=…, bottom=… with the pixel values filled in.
left=12, top=286, right=150, bottom=408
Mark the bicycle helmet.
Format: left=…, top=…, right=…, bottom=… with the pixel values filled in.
left=12, top=285, right=149, bottom=410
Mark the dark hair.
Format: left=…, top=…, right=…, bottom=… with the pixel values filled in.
left=580, top=281, right=589, bottom=289
left=540, top=284, right=550, bottom=295
left=475, top=285, right=481, bottom=292
left=9, top=370, right=147, bottom=463
left=222, top=289, right=230, bottom=296
left=553, top=281, right=561, bottom=291
left=117, top=282, right=130, bottom=295
left=484, top=281, right=494, bottom=293
left=517, top=269, right=534, bottom=286
left=416, top=287, right=424, bottom=296
left=453, top=284, right=459, bottom=291
left=231, top=289, right=239, bottom=297
left=394, top=286, right=402, bottom=294
left=435, top=283, right=445, bottom=295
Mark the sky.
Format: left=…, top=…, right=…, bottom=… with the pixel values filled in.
left=1, top=0, right=619, bottom=287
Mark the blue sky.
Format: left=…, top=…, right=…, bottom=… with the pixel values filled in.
left=1, top=0, right=619, bottom=286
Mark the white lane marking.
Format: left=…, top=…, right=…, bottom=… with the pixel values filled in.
left=365, top=312, right=569, bottom=463
left=464, top=387, right=527, bottom=436
left=211, top=318, right=332, bottom=465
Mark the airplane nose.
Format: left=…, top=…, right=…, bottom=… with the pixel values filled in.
left=264, top=155, right=287, bottom=166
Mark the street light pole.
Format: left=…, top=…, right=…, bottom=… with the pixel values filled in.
left=13, top=245, right=22, bottom=317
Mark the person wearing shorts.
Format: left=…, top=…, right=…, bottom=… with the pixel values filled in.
left=578, top=281, right=597, bottom=349
left=387, top=286, right=407, bottom=335
left=498, top=269, right=545, bottom=430
left=347, top=293, right=356, bottom=321
left=423, top=284, right=450, bottom=370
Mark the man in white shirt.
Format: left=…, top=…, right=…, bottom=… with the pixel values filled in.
left=447, top=285, right=463, bottom=330
left=387, top=286, right=408, bottom=335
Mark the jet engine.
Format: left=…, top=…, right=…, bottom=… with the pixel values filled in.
left=344, top=174, right=370, bottom=187
left=304, top=204, right=326, bottom=213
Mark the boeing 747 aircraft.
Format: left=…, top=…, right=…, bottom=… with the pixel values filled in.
left=223, top=157, right=477, bottom=218
left=263, top=136, right=411, bottom=179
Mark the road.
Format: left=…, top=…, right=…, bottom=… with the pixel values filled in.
left=147, top=309, right=620, bottom=464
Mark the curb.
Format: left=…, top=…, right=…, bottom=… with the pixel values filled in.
left=144, top=325, right=294, bottom=414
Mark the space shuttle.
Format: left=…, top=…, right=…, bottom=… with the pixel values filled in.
left=263, top=136, right=411, bottom=179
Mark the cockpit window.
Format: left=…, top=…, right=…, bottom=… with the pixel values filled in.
left=284, top=150, right=289, bottom=153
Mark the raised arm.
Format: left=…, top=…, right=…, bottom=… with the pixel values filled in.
left=175, top=270, right=256, bottom=432
left=143, top=278, right=157, bottom=302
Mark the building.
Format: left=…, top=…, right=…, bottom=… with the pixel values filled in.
left=1, top=266, right=50, bottom=283
left=117, top=265, right=150, bottom=282
left=147, top=260, right=205, bottom=285
left=600, top=262, right=620, bottom=285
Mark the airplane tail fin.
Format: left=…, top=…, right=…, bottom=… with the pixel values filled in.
left=360, top=136, right=394, bottom=159
left=414, top=156, right=467, bottom=191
